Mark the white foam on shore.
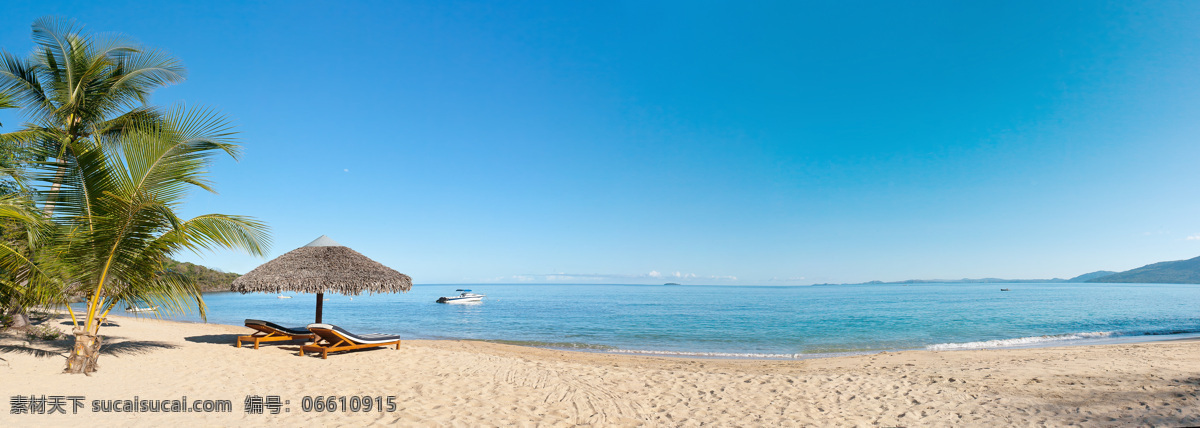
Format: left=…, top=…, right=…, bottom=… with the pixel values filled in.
left=605, top=348, right=880, bottom=360
left=926, top=331, right=1116, bottom=351
left=608, top=348, right=805, bottom=359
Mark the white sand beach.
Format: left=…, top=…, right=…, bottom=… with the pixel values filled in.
left=2, top=314, right=1198, bottom=426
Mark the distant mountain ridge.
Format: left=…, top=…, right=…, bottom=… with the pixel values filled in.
left=1068, top=271, right=1117, bottom=282
left=1086, top=256, right=1200, bottom=284
left=831, top=256, right=1200, bottom=286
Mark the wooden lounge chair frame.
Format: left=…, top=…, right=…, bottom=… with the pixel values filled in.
left=299, top=323, right=401, bottom=359
left=237, top=319, right=315, bottom=349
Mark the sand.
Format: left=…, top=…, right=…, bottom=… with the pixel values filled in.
left=1, top=314, right=1197, bottom=427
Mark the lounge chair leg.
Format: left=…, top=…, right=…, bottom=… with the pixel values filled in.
left=321, top=349, right=328, bottom=360
left=395, top=342, right=400, bottom=350
left=254, top=338, right=260, bottom=350
left=236, top=338, right=242, bottom=348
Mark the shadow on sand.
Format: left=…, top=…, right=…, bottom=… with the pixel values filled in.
left=100, top=339, right=177, bottom=356
left=0, top=342, right=70, bottom=359
left=0, top=333, right=178, bottom=361
left=61, top=320, right=121, bottom=327
left=1028, top=375, right=1200, bottom=426
left=184, top=333, right=242, bottom=345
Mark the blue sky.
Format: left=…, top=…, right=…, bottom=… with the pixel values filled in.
left=3, top=1, right=1200, bottom=284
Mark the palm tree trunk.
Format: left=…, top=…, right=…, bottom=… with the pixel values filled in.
left=42, top=158, right=69, bottom=217
left=63, top=320, right=102, bottom=374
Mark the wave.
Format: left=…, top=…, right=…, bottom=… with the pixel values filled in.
left=484, top=339, right=618, bottom=351
left=925, top=328, right=1200, bottom=351
left=926, top=332, right=1115, bottom=351
left=488, top=341, right=843, bottom=359
left=604, top=348, right=880, bottom=360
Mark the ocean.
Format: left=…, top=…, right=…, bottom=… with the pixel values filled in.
left=118, top=282, right=1200, bottom=359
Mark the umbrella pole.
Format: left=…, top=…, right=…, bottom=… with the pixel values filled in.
left=315, top=292, right=324, bottom=323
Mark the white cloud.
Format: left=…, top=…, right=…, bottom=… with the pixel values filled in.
left=1187, top=235, right=1200, bottom=241
left=766, top=276, right=808, bottom=283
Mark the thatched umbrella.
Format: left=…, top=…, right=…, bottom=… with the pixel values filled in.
left=231, top=235, right=412, bottom=323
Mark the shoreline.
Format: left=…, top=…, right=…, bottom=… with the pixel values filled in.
left=3, top=314, right=1198, bottom=425
left=119, top=308, right=1200, bottom=361
left=532, top=330, right=1200, bottom=361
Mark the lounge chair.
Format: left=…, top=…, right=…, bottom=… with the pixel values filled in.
left=299, top=323, right=402, bottom=359
left=237, top=319, right=315, bottom=349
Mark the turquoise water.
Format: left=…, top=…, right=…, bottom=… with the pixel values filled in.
left=114, top=283, right=1200, bottom=358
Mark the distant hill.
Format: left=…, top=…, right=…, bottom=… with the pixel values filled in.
left=1068, top=271, right=1117, bottom=282
left=818, top=258, right=1200, bottom=286
left=65, top=260, right=239, bottom=302
left=1087, top=256, right=1200, bottom=284
left=163, top=259, right=241, bottom=292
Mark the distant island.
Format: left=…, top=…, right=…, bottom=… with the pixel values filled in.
left=828, top=255, right=1200, bottom=286
left=815, top=278, right=1073, bottom=286
left=664, top=283, right=681, bottom=285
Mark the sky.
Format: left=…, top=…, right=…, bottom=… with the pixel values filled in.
left=2, top=1, right=1200, bottom=285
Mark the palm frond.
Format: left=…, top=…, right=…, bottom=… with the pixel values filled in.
left=98, top=269, right=206, bottom=320
left=0, top=195, right=46, bottom=227
left=108, top=48, right=186, bottom=106
left=0, top=51, right=51, bottom=119
left=155, top=214, right=271, bottom=258
left=0, top=90, right=15, bottom=111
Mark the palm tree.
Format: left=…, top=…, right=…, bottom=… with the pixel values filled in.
left=46, top=106, right=270, bottom=374
left=0, top=18, right=271, bottom=374
left=0, top=17, right=182, bottom=334
left=0, top=89, right=52, bottom=330
left=0, top=193, right=60, bottom=330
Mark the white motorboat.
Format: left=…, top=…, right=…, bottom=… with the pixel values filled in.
left=125, top=305, right=158, bottom=312
left=437, top=289, right=484, bottom=304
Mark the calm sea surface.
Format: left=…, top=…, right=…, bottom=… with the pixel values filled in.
left=116, top=283, right=1200, bottom=358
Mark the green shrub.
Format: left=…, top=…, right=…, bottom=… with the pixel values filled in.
left=25, top=324, right=62, bottom=341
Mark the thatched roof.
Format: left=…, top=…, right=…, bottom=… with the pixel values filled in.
left=231, top=235, right=412, bottom=295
